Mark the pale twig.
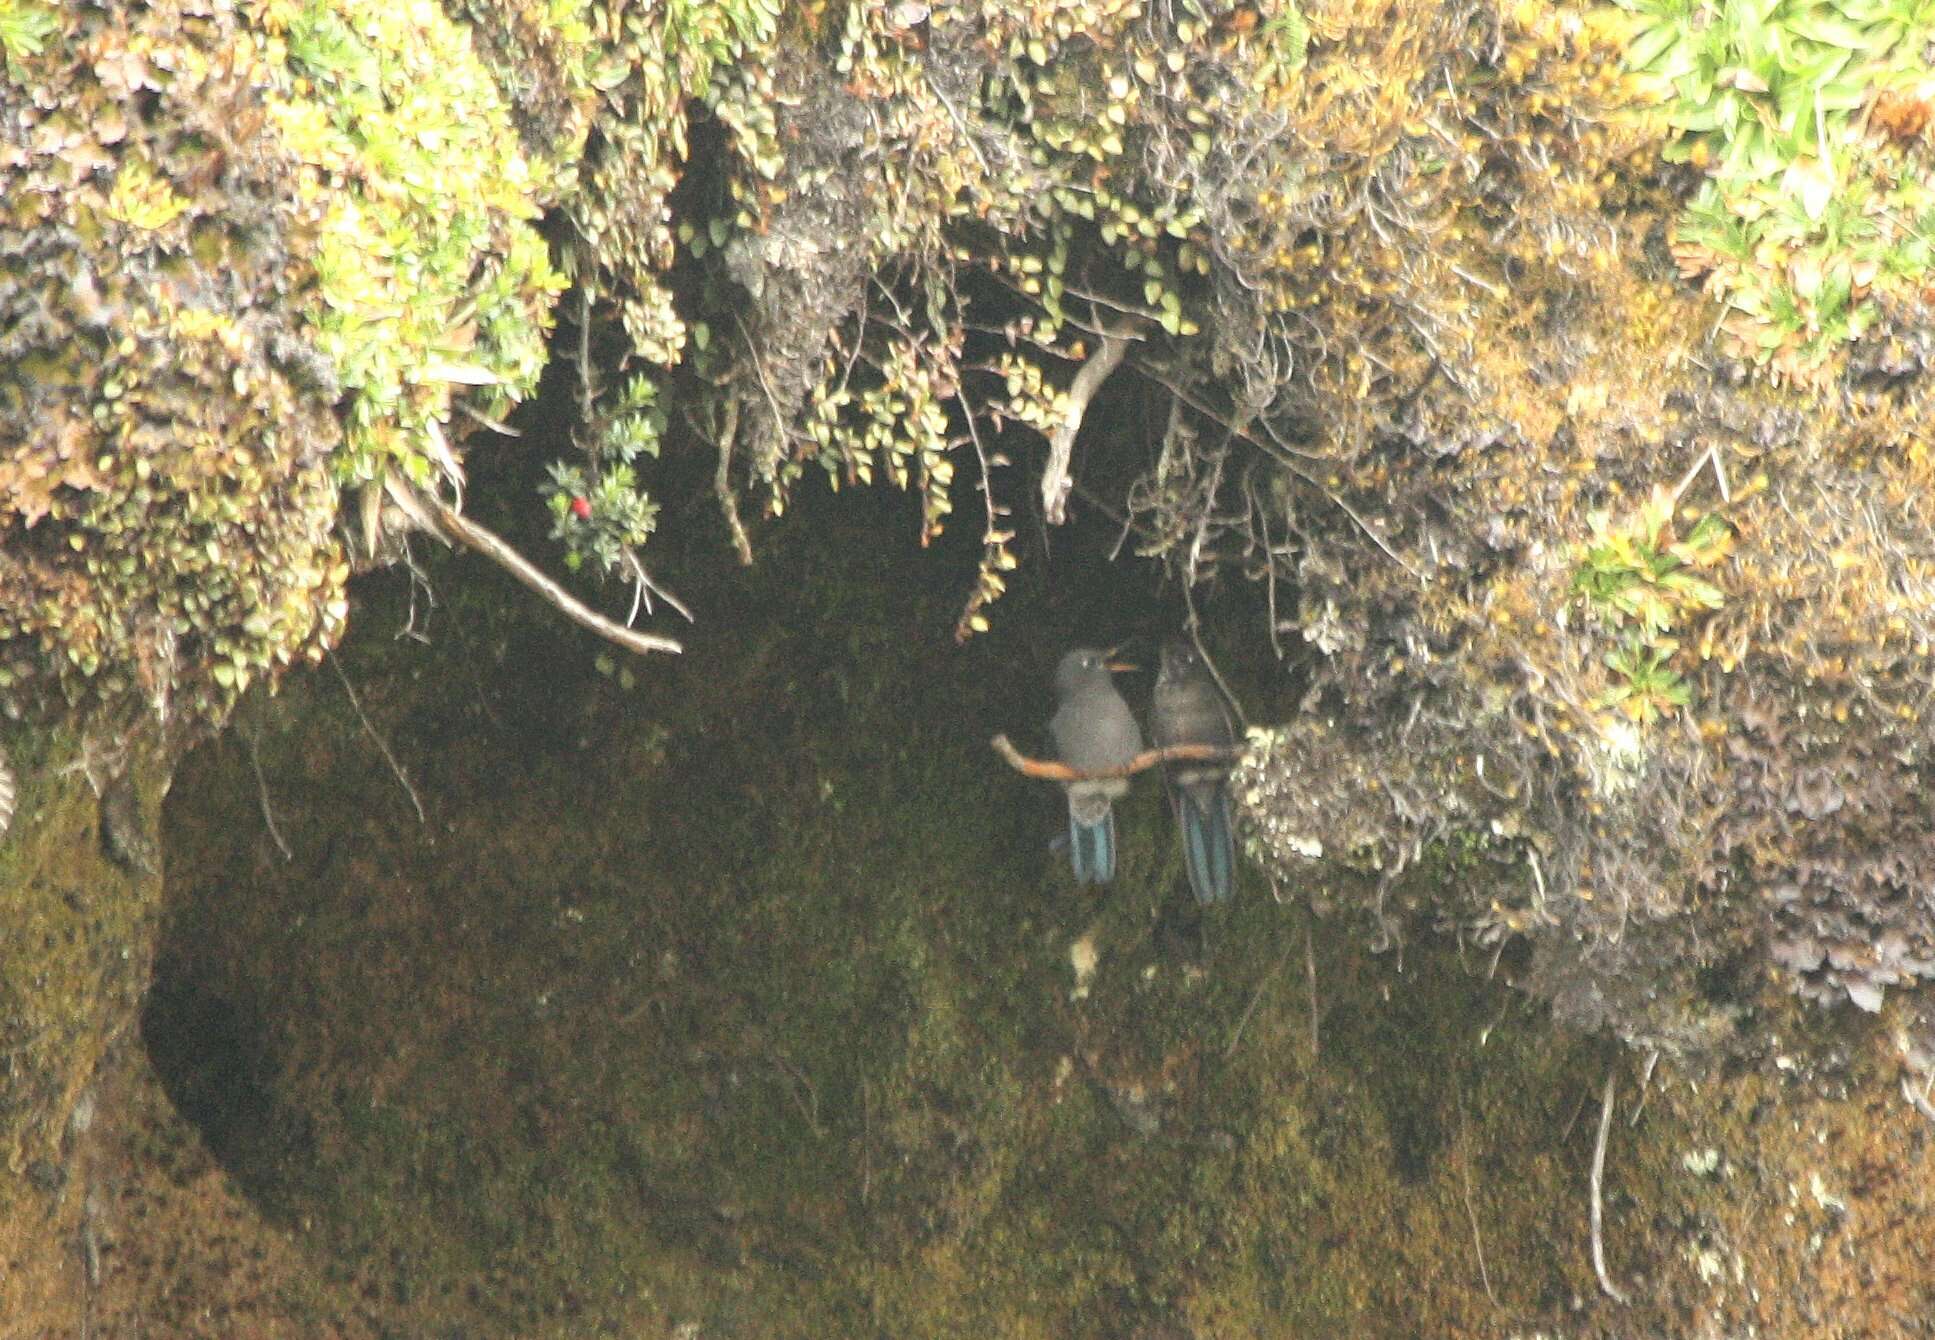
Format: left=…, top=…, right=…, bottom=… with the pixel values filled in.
left=1225, top=939, right=1296, bottom=1060
left=458, top=402, right=521, bottom=437
left=769, top=1051, right=823, bottom=1138
left=1137, top=364, right=1426, bottom=584
left=1629, top=1049, right=1660, bottom=1127
left=1456, top=1089, right=1498, bottom=1306
left=621, top=547, right=695, bottom=624
left=925, top=72, right=991, bottom=177
left=1902, top=1074, right=1935, bottom=1123
left=1249, top=467, right=1287, bottom=661
left=1068, top=478, right=1161, bottom=550
left=1590, top=1069, right=1629, bottom=1305
left=243, top=729, right=293, bottom=862
left=330, top=654, right=427, bottom=825
left=1042, top=328, right=1131, bottom=524
left=733, top=310, right=796, bottom=468
left=1304, top=918, right=1320, bottom=1065
left=395, top=480, right=684, bottom=655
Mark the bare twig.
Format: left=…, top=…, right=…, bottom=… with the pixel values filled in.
left=1559, top=1086, right=1589, bottom=1144
left=1590, top=1069, right=1629, bottom=1305
left=330, top=654, right=427, bottom=825
left=243, top=729, right=293, bottom=862
left=1068, top=478, right=1162, bottom=549
left=733, top=310, right=796, bottom=468
left=1132, top=363, right=1427, bottom=584
left=925, top=72, right=991, bottom=177
left=621, top=547, right=695, bottom=624
left=394, top=480, right=684, bottom=655
left=1456, top=1090, right=1498, bottom=1306
left=1042, top=328, right=1132, bottom=524
left=1304, top=918, right=1320, bottom=1065
left=1629, top=1049, right=1660, bottom=1127
left=769, top=1051, right=823, bottom=1139
left=1225, top=939, right=1296, bottom=1060
left=1903, top=1076, right=1935, bottom=1122
left=1249, top=466, right=1288, bottom=661
left=458, top=402, right=521, bottom=437
left=990, top=734, right=1239, bottom=782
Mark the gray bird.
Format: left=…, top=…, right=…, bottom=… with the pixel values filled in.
left=1151, top=640, right=1238, bottom=904
left=1049, top=648, right=1144, bottom=884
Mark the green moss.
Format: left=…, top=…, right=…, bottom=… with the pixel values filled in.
left=264, top=0, right=567, bottom=486
left=1619, top=0, right=1935, bottom=375
left=0, top=727, right=167, bottom=1318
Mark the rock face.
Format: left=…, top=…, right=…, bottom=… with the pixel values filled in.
left=0, top=733, right=168, bottom=1330
left=5, top=0, right=1935, bottom=1330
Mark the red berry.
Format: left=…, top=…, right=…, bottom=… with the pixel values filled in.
left=570, top=496, right=592, bottom=520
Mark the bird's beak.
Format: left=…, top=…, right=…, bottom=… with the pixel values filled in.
left=1102, top=642, right=1137, bottom=674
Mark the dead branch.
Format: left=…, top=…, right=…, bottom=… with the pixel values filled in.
left=242, top=727, right=294, bottom=861
left=990, top=733, right=1239, bottom=781
left=1304, top=917, right=1320, bottom=1064
left=1042, top=327, right=1132, bottom=525
left=1455, top=1088, right=1499, bottom=1307
left=392, top=480, right=684, bottom=656
left=330, top=653, right=427, bottom=824
left=1590, top=1069, right=1629, bottom=1305
left=1224, top=937, right=1297, bottom=1060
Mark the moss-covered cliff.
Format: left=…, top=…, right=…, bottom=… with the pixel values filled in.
left=136, top=501, right=1935, bottom=1336
left=7, top=0, right=1935, bottom=1331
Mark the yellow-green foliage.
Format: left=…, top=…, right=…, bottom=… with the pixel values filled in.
left=260, top=0, right=567, bottom=487
left=1618, top=0, right=1935, bottom=378
left=0, top=0, right=56, bottom=73
left=0, top=0, right=352, bottom=721
left=1572, top=487, right=1733, bottom=722
left=568, top=0, right=781, bottom=363
left=0, top=0, right=576, bottom=726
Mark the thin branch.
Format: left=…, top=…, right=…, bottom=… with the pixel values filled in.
left=925, top=72, right=991, bottom=177
left=1131, top=362, right=1427, bottom=584
left=1225, top=939, right=1296, bottom=1060
left=1067, top=477, right=1162, bottom=550
left=1304, top=917, right=1320, bottom=1065
left=1902, top=1073, right=1935, bottom=1123
left=575, top=280, right=598, bottom=423
left=1590, top=1069, right=1629, bottom=1306
left=733, top=310, right=797, bottom=468
left=1456, top=1090, right=1498, bottom=1306
left=1629, top=1048, right=1660, bottom=1127
left=768, top=1051, right=824, bottom=1139
left=990, top=734, right=1239, bottom=781
left=1042, top=328, right=1132, bottom=525
left=1250, top=465, right=1288, bottom=661
left=621, top=546, right=695, bottom=624
left=393, top=479, right=683, bottom=656
left=458, top=402, right=521, bottom=437
left=330, top=654, right=427, bottom=825
left=243, top=728, right=293, bottom=862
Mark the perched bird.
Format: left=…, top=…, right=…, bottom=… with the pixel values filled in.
left=1151, top=640, right=1238, bottom=904
left=1049, top=648, right=1144, bottom=884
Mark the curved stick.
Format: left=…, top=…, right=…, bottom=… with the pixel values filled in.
left=990, top=733, right=1239, bottom=782
left=394, top=478, right=684, bottom=656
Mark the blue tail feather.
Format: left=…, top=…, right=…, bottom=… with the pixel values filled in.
left=1069, top=808, right=1116, bottom=884
left=1180, top=787, right=1234, bottom=904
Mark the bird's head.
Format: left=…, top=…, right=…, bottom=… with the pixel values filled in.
left=1056, top=647, right=1135, bottom=695
left=1157, top=639, right=1201, bottom=684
